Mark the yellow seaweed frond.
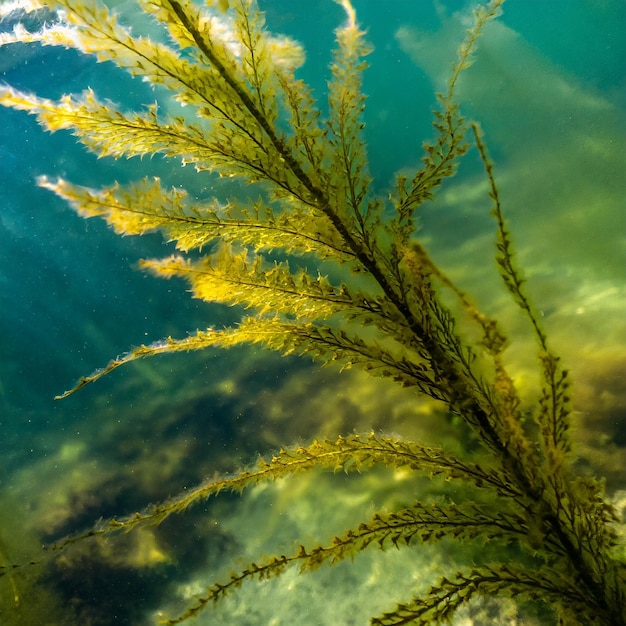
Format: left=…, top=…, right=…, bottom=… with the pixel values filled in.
left=141, top=249, right=356, bottom=319
left=37, top=176, right=355, bottom=258
left=373, top=564, right=590, bottom=626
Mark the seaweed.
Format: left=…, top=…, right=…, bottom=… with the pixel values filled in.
left=1, top=0, right=624, bottom=624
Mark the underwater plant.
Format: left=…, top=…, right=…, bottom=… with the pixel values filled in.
left=1, top=0, right=624, bottom=624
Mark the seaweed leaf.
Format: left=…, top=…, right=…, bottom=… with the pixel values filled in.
left=48, top=433, right=524, bottom=548
left=37, top=176, right=355, bottom=259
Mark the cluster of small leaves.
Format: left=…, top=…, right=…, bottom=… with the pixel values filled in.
left=372, top=564, right=593, bottom=626
left=1, top=0, right=625, bottom=625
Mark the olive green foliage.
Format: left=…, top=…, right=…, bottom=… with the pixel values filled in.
left=1, top=0, right=625, bottom=624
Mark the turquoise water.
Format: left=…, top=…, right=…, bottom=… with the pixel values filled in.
left=0, top=1, right=625, bottom=624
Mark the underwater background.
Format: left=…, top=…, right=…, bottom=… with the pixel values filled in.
left=0, top=0, right=625, bottom=624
